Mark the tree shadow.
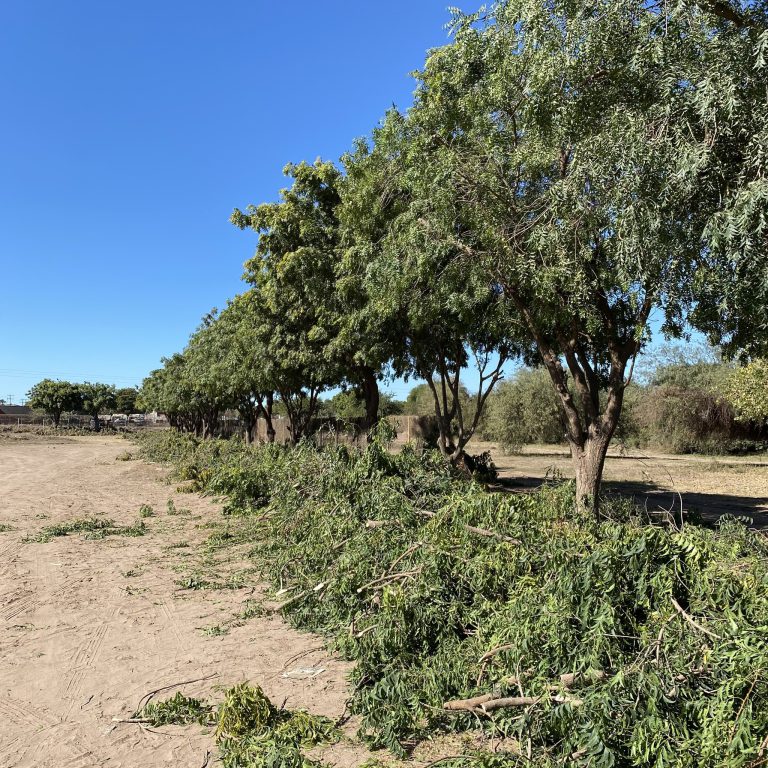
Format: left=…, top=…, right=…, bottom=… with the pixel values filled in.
left=496, top=475, right=768, bottom=529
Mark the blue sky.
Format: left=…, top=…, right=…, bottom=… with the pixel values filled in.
left=0, top=0, right=458, bottom=403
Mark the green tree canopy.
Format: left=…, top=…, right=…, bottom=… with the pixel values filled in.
left=26, top=379, right=81, bottom=427
left=360, top=0, right=767, bottom=510
left=78, top=382, right=116, bottom=432
left=115, top=387, right=139, bottom=415
left=232, top=162, right=350, bottom=441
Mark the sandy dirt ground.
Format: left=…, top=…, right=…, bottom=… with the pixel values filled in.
left=476, top=441, right=768, bottom=526
left=0, top=434, right=374, bottom=768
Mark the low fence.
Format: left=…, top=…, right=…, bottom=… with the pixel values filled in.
left=0, top=414, right=90, bottom=428
left=0, top=414, right=161, bottom=430
left=0, top=412, right=440, bottom=444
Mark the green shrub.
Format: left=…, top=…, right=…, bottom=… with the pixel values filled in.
left=135, top=683, right=337, bottom=767
left=481, top=369, right=563, bottom=451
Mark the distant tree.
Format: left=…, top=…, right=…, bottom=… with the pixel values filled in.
left=379, top=393, right=404, bottom=416
left=234, top=161, right=398, bottom=435
left=324, top=390, right=403, bottom=421
left=26, top=379, right=81, bottom=427
left=403, top=384, right=436, bottom=416
left=205, top=294, right=277, bottom=443
left=115, top=387, right=139, bottom=415
left=78, top=383, right=117, bottom=432
left=326, top=390, right=366, bottom=421
left=232, top=162, right=346, bottom=443
left=482, top=369, right=563, bottom=453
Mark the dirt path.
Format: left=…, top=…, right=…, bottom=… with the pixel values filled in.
left=0, top=436, right=367, bottom=768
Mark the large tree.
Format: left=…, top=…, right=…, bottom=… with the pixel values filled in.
left=232, top=162, right=354, bottom=442
left=342, top=121, right=523, bottom=461
left=233, top=161, right=409, bottom=438
left=209, top=293, right=278, bottom=443
left=372, top=0, right=765, bottom=512
left=26, top=379, right=81, bottom=427
left=115, top=387, right=139, bottom=415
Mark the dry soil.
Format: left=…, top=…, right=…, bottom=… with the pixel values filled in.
left=0, top=434, right=372, bottom=768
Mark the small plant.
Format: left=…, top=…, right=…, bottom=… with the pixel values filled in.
left=116, top=450, right=133, bottom=461
left=25, top=517, right=146, bottom=543
left=238, top=600, right=267, bottom=621
left=165, top=499, right=191, bottom=516
left=167, top=540, right=190, bottom=549
left=0, top=524, right=14, bottom=532
left=202, top=624, right=229, bottom=637
left=137, top=691, right=213, bottom=726
left=139, top=505, right=154, bottom=518
left=175, top=575, right=212, bottom=590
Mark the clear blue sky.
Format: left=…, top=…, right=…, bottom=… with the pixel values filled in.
left=0, top=0, right=459, bottom=404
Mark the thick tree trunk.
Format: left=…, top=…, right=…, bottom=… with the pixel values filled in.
left=93, top=413, right=101, bottom=432
left=437, top=418, right=458, bottom=462
left=243, top=413, right=255, bottom=444
left=570, top=433, right=611, bottom=517
left=53, top=411, right=61, bottom=428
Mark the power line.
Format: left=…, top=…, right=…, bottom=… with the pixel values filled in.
left=0, top=367, right=143, bottom=384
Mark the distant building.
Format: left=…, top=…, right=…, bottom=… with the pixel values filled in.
left=0, top=405, right=32, bottom=416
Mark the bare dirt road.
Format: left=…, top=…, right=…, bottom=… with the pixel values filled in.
left=0, top=435, right=366, bottom=768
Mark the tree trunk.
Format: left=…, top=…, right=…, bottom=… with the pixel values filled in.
left=93, top=413, right=101, bottom=432
left=570, top=433, right=610, bottom=517
left=53, top=411, right=61, bottom=428
left=243, top=412, right=255, bottom=444
left=437, top=420, right=458, bottom=462
left=360, top=368, right=380, bottom=434
left=264, top=393, right=276, bottom=443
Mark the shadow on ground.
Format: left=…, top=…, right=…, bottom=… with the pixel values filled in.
left=497, top=475, right=768, bottom=530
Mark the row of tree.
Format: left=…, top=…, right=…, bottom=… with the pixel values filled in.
left=141, top=0, right=768, bottom=514
left=26, top=380, right=138, bottom=431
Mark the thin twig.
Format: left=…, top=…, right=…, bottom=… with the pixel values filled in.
left=671, top=597, right=722, bottom=641
left=416, top=510, right=521, bottom=544
left=356, top=568, right=423, bottom=593
left=135, top=673, right=218, bottom=713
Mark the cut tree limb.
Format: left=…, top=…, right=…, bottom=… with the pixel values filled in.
left=445, top=669, right=605, bottom=713
left=416, top=510, right=522, bottom=544
left=479, top=644, right=515, bottom=663
left=444, top=693, right=584, bottom=713
left=671, top=597, right=722, bottom=641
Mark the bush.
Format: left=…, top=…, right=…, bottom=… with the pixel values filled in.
left=633, top=385, right=764, bottom=454
left=481, top=369, right=563, bottom=451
